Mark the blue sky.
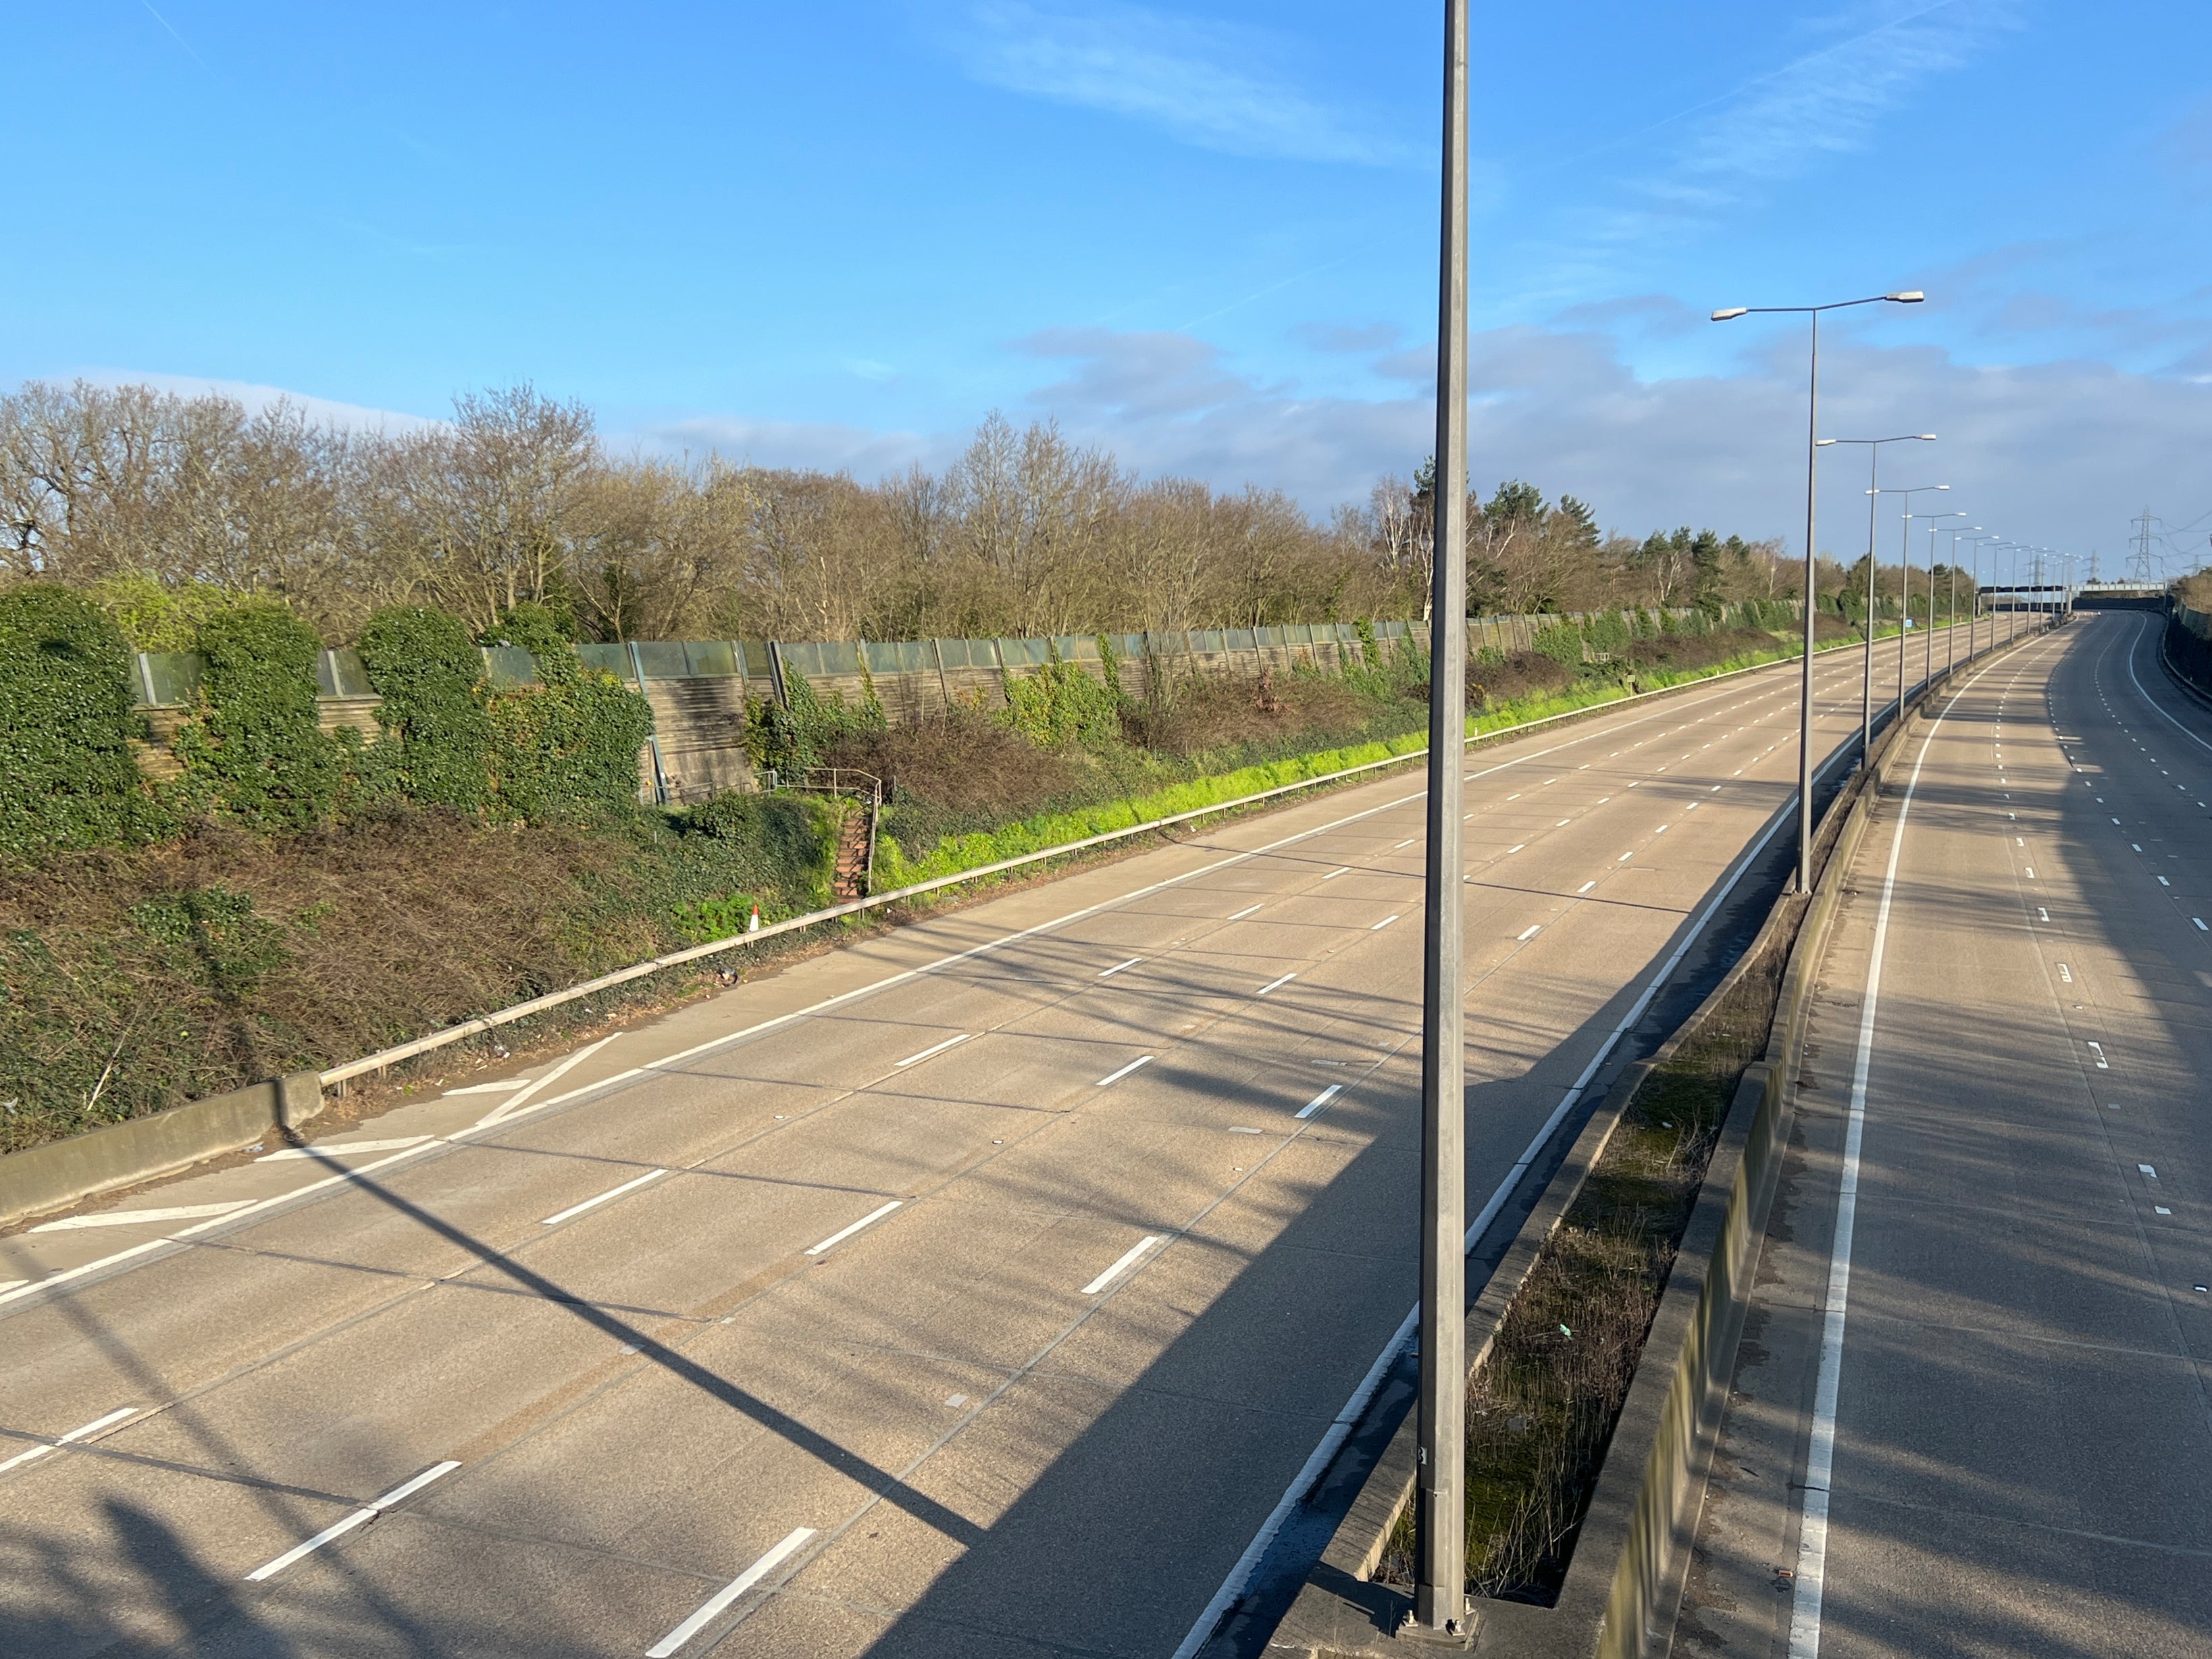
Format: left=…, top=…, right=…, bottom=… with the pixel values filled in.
left=8, top=1, right=2211, bottom=571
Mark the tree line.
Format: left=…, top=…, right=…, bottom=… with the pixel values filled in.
left=2, top=378, right=1801, bottom=648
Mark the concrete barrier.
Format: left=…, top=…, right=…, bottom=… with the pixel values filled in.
left=0, top=1072, right=323, bottom=1231
left=1265, top=623, right=2049, bottom=1658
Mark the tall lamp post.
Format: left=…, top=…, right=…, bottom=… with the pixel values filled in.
left=1922, top=512, right=1967, bottom=690
left=1940, top=524, right=1980, bottom=675
left=1815, top=433, right=1935, bottom=767
left=1955, top=532, right=1997, bottom=661
left=1412, top=0, right=1470, bottom=1638
left=1711, top=290, right=1925, bottom=892
left=1870, top=483, right=1949, bottom=711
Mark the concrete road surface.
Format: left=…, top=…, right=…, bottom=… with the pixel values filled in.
left=1678, top=611, right=2212, bottom=1659
left=0, top=628, right=1995, bottom=1659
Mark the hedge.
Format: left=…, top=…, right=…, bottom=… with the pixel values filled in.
left=0, top=585, right=164, bottom=859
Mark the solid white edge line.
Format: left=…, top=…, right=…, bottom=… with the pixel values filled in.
left=1787, top=632, right=2034, bottom=1657
left=539, top=1168, right=669, bottom=1227
left=894, top=1032, right=971, bottom=1067
left=0, top=650, right=1854, bottom=1317
left=1096, top=1055, right=1155, bottom=1088
left=245, top=1460, right=459, bottom=1582
left=1171, top=678, right=1872, bottom=1659
left=803, top=1200, right=903, bottom=1257
left=1082, top=1234, right=1164, bottom=1295
left=1295, top=1085, right=1342, bottom=1121
left=645, top=1527, right=819, bottom=1657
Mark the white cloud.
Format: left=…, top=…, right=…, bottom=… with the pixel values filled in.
left=68, top=369, right=440, bottom=434
left=946, top=1, right=1410, bottom=165
left=638, top=412, right=954, bottom=478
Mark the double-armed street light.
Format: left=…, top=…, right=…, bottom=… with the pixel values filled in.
left=1710, top=290, right=1924, bottom=892
left=1922, top=512, right=1967, bottom=690
left=1816, top=432, right=1936, bottom=767
left=1954, top=532, right=1998, bottom=661
left=1870, top=482, right=1949, bottom=709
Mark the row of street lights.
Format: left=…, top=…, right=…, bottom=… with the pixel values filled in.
left=1707, top=294, right=2077, bottom=889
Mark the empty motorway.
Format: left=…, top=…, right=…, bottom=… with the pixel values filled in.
left=2, top=626, right=2010, bottom=1659
left=1682, top=609, right=2212, bottom=1658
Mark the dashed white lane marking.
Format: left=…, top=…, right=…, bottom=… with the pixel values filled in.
left=1321, top=867, right=1349, bottom=880
left=645, top=1527, right=819, bottom=1656
left=540, top=1169, right=667, bottom=1227
left=2196, top=919, right=2209, bottom=931
left=1297, top=1084, right=1343, bottom=1120
left=1228, top=1126, right=1262, bottom=1135
left=2139, top=1163, right=2157, bottom=1178
left=2038, top=908, right=2051, bottom=921
left=1555, top=818, right=1572, bottom=827
left=945, top=1393, right=969, bottom=1407
left=2026, top=867, right=2036, bottom=879
left=1619, top=850, right=1635, bottom=862
left=2089, top=1042, right=2110, bottom=1069
left=32, top=1201, right=255, bottom=1233
left=2059, top=965, right=2074, bottom=983
left=1392, top=839, right=1417, bottom=850
left=0, top=1406, right=139, bottom=1474
left=258, top=1136, right=435, bottom=1163
left=1578, top=882, right=1596, bottom=894
left=1516, top=925, right=1543, bottom=942
left=804, top=1200, right=902, bottom=1256
left=245, top=1461, right=461, bottom=1582
left=1096, top=1055, right=1155, bottom=1087
left=1256, top=972, right=1296, bottom=996
left=2160, top=877, right=2173, bottom=887
left=1506, top=843, right=1526, bottom=854
left=1227, top=904, right=1263, bottom=921
left=1098, top=957, right=1141, bottom=978
left=1082, top=1235, right=1166, bottom=1295
left=894, top=1032, right=971, bottom=1067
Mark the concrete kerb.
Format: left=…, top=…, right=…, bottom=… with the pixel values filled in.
left=1266, top=623, right=2049, bottom=1658
left=0, top=1073, right=322, bottom=1232
left=0, top=635, right=1884, bottom=1231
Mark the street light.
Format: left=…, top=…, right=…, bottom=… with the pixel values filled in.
left=1412, top=0, right=1470, bottom=1637
left=1870, top=483, right=1948, bottom=711
left=1711, top=290, right=1924, bottom=892
left=1953, top=532, right=1998, bottom=661
left=1938, top=524, right=1980, bottom=675
left=1816, top=433, right=1936, bottom=767
left=1922, top=512, right=1967, bottom=690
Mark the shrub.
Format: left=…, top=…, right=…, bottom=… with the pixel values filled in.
left=0, top=584, right=165, bottom=859
left=87, top=571, right=236, bottom=653
left=669, top=790, right=839, bottom=936
left=483, top=633, right=656, bottom=821
left=1530, top=623, right=1586, bottom=668
left=358, top=607, right=496, bottom=813
left=746, top=668, right=883, bottom=781
left=1001, top=657, right=1120, bottom=750
left=174, top=603, right=343, bottom=833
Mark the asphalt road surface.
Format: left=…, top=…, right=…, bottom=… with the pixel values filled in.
left=1678, top=611, right=2212, bottom=1659
left=0, top=626, right=2006, bottom=1659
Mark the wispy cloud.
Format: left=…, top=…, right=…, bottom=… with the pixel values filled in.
left=946, top=1, right=1410, bottom=165
left=1523, top=1, right=2018, bottom=298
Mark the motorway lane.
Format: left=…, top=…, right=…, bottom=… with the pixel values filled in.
left=0, top=632, right=1976, bottom=1659
left=1678, top=612, right=2212, bottom=1659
